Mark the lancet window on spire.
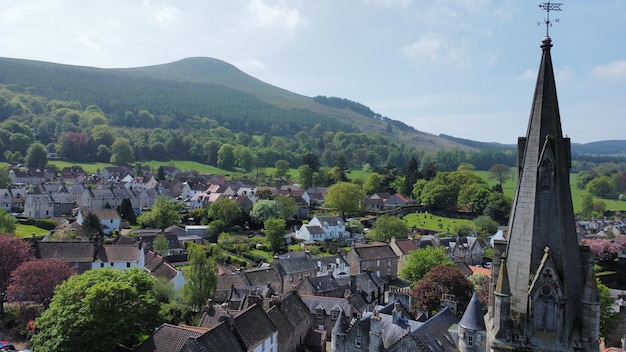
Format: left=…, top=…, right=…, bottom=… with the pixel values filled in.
left=535, top=285, right=556, bottom=331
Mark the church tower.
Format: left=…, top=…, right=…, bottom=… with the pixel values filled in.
left=487, top=26, right=600, bottom=352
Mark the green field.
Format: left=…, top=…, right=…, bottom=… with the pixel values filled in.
left=15, top=223, right=50, bottom=238
left=404, top=212, right=474, bottom=234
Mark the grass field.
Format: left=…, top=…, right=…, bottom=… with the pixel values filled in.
left=403, top=212, right=474, bottom=234
left=15, top=223, right=50, bottom=238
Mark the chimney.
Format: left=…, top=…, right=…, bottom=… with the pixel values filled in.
left=392, top=301, right=402, bottom=324
left=350, top=275, right=357, bottom=294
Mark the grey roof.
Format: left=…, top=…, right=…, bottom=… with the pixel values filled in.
left=35, top=241, right=94, bottom=261
left=300, top=295, right=351, bottom=315
left=134, top=323, right=207, bottom=352
left=181, top=322, right=245, bottom=352
left=412, top=308, right=458, bottom=352
left=458, top=293, right=486, bottom=331
left=353, top=244, right=397, bottom=260
left=275, top=255, right=318, bottom=275
left=307, top=275, right=347, bottom=294
left=233, top=304, right=278, bottom=350
left=314, top=215, right=343, bottom=226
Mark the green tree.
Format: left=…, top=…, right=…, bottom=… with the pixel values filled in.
left=119, top=198, right=137, bottom=225
left=367, top=215, right=409, bottom=242
left=0, top=209, right=17, bottom=233
left=31, top=268, right=162, bottom=352
left=363, top=172, right=385, bottom=194
left=82, top=211, right=103, bottom=241
left=274, top=159, right=290, bottom=180
left=110, top=137, right=135, bottom=165
left=264, top=217, right=286, bottom=253
left=208, top=198, right=242, bottom=229
left=182, top=244, right=217, bottom=313
left=275, top=194, right=298, bottom=220
left=400, top=246, right=454, bottom=286
left=586, top=176, right=616, bottom=199
left=217, top=143, right=235, bottom=170
left=249, top=199, right=279, bottom=224
left=598, top=279, right=621, bottom=338
left=472, top=215, right=499, bottom=238
left=138, top=196, right=182, bottom=229
left=298, top=164, right=314, bottom=190
left=488, top=164, right=511, bottom=185
left=457, top=183, right=492, bottom=214
left=25, top=142, right=48, bottom=168
left=0, top=166, right=11, bottom=188
left=420, top=182, right=457, bottom=210
left=483, top=192, right=512, bottom=223
left=324, top=182, right=365, bottom=218
left=154, top=234, right=170, bottom=255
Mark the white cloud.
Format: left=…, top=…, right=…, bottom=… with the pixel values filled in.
left=402, top=33, right=467, bottom=68
left=244, top=0, right=303, bottom=31
left=518, top=69, right=536, bottom=81
left=153, top=5, right=180, bottom=27
left=364, top=0, right=413, bottom=8
left=76, top=35, right=101, bottom=51
left=592, top=60, right=626, bottom=80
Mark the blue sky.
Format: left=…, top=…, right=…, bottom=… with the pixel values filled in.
left=0, top=0, right=624, bottom=144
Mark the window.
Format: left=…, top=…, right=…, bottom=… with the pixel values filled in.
left=467, top=334, right=474, bottom=347
left=316, top=309, right=324, bottom=320
left=355, top=336, right=361, bottom=348
left=535, top=286, right=556, bottom=332
left=331, top=309, right=340, bottom=320
left=126, top=262, right=131, bottom=268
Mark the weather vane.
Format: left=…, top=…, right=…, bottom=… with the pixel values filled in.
left=538, top=1, right=563, bottom=36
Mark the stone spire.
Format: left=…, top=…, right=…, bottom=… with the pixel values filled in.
left=487, top=34, right=600, bottom=352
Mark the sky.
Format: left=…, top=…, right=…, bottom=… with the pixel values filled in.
left=0, top=0, right=624, bottom=144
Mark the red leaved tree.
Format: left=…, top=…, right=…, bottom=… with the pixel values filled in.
left=6, top=259, right=76, bottom=308
left=0, top=233, right=33, bottom=317
left=411, top=264, right=474, bottom=317
left=582, top=238, right=622, bottom=262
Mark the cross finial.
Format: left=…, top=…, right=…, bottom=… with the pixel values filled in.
left=538, top=1, right=563, bottom=37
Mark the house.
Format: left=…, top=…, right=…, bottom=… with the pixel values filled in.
left=92, top=244, right=145, bottom=270
left=266, top=292, right=313, bottom=352
left=32, top=241, right=95, bottom=273
left=273, top=255, right=319, bottom=293
left=389, top=237, right=418, bottom=274
left=76, top=208, right=121, bottom=235
left=295, top=215, right=350, bottom=242
left=23, top=193, right=54, bottom=218
left=439, top=235, right=484, bottom=266
left=0, top=189, right=13, bottom=212
left=315, top=255, right=350, bottom=278
left=345, top=243, right=400, bottom=283
left=384, top=193, right=414, bottom=209
left=59, top=165, right=87, bottom=184
left=300, top=295, right=361, bottom=341
left=332, top=301, right=458, bottom=352
left=143, top=250, right=186, bottom=289
left=8, top=167, right=50, bottom=185
left=363, top=193, right=391, bottom=212
left=134, top=324, right=209, bottom=352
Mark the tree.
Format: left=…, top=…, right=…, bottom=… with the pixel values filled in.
left=457, top=183, right=491, bottom=214
left=586, top=176, right=616, bottom=199
left=0, top=234, right=33, bottom=317
left=249, top=199, right=279, bottom=224
left=118, top=198, right=137, bottom=225
left=582, top=239, right=621, bottom=262
left=488, top=164, right=511, bottom=185
left=363, top=172, right=385, bottom=194
left=324, top=182, right=365, bottom=218
left=0, top=166, right=11, bottom=188
left=82, top=211, right=103, bottom=241
left=110, top=137, right=135, bottom=165
left=420, top=182, right=457, bottom=211
left=138, top=196, right=182, bottom=229
left=217, top=143, right=235, bottom=170
left=297, top=164, right=314, bottom=190
left=483, top=192, right=512, bottom=222
left=208, top=198, right=242, bottom=229
left=153, top=234, right=170, bottom=255
left=0, top=209, right=17, bottom=233
left=274, top=159, right=290, bottom=180
left=31, top=268, right=162, bottom=352
left=411, top=265, right=473, bottom=316
left=264, top=217, right=286, bottom=253
left=182, top=244, right=217, bottom=313
left=472, top=215, right=499, bottom=237
left=400, top=246, right=453, bottom=286
left=469, top=273, right=490, bottom=310
left=598, top=279, right=621, bottom=338
left=367, top=215, right=409, bottom=242
left=6, top=259, right=76, bottom=308
left=275, top=195, right=298, bottom=220
left=25, top=142, right=48, bottom=168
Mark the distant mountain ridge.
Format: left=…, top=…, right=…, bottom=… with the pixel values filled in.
left=0, top=56, right=623, bottom=155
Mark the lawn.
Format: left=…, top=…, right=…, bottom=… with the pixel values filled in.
left=403, top=212, right=474, bottom=234
left=15, top=223, right=50, bottom=239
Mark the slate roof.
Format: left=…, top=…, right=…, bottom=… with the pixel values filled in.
left=300, top=295, right=351, bottom=315
left=458, top=293, right=486, bottom=331
left=277, top=292, right=311, bottom=328
left=34, top=241, right=94, bottom=261
left=307, top=275, right=348, bottom=295
left=314, top=215, right=344, bottom=226
left=197, top=302, right=243, bottom=329
left=393, top=238, right=418, bottom=255
left=144, top=250, right=179, bottom=281
left=94, top=245, right=141, bottom=262
left=181, top=322, right=244, bottom=352
left=353, top=244, right=397, bottom=260
left=412, top=308, right=458, bottom=352
left=83, top=208, right=121, bottom=220
left=233, top=304, right=278, bottom=350
left=134, top=323, right=207, bottom=352
left=275, top=255, right=318, bottom=275
left=266, top=305, right=294, bottom=347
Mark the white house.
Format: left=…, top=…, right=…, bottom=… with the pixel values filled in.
left=92, top=245, right=145, bottom=270
left=77, top=208, right=122, bottom=235
left=295, top=215, right=350, bottom=242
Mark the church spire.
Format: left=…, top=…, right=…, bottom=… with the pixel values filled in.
left=488, top=25, right=599, bottom=351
